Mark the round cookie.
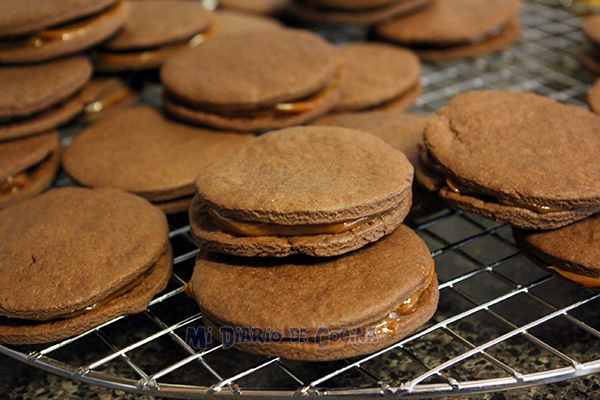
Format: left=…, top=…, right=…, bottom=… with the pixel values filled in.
left=190, top=126, right=414, bottom=257
left=188, top=224, right=438, bottom=361
left=376, top=0, right=522, bottom=61
left=422, top=91, right=600, bottom=230
left=579, top=14, right=600, bottom=74
left=0, top=131, right=61, bottom=210
left=95, top=0, right=214, bottom=72
left=589, top=79, right=600, bottom=115
left=287, top=0, right=432, bottom=25
left=0, top=57, right=93, bottom=141
left=513, top=214, right=600, bottom=287
left=0, top=187, right=172, bottom=344
left=0, top=0, right=130, bottom=63
left=333, top=43, right=421, bottom=112
left=162, top=29, right=341, bottom=132
left=310, top=110, right=443, bottom=217
left=62, top=107, right=254, bottom=214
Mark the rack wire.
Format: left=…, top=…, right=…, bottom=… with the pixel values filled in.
left=3, top=0, right=600, bottom=398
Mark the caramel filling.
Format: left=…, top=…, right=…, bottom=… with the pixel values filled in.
left=548, top=266, right=600, bottom=288
left=84, top=85, right=135, bottom=114
left=369, top=262, right=435, bottom=336
left=209, top=204, right=400, bottom=237
left=0, top=1, right=125, bottom=50
left=46, top=270, right=150, bottom=321
left=95, top=22, right=219, bottom=66
left=402, top=24, right=508, bottom=51
left=446, top=178, right=567, bottom=215
left=0, top=172, right=29, bottom=194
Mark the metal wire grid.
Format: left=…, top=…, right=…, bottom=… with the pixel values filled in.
left=2, top=1, right=600, bottom=398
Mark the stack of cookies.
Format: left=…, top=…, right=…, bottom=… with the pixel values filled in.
left=185, top=126, right=439, bottom=361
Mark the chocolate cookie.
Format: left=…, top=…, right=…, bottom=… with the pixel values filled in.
left=420, top=91, right=600, bottom=230
left=0, top=57, right=93, bottom=141
left=310, top=110, right=442, bottom=216
left=588, top=79, right=600, bottom=115
left=287, top=0, right=432, bottom=25
left=62, top=107, right=254, bottom=214
left=579, top=14, right=600, bottom=74
left=0, top=131, right=61, bottom=210
left=95, top=0, right=213, bottom=72
left=376, top=0, right=522, bottom=61
left=161, top=29, right=341, bottom=132
left=218, top=0, right=290, bottom=16
left=0, top=187, right=171, bottom=344
left=187, top=224, right=438, bottom=361
left=0, top=0, right=130, bottom=63
left=190, top=126, right=413, bottom=257
left=333, top=43, right=421, bottom=112
left=513, top=214, right=600, bottom=288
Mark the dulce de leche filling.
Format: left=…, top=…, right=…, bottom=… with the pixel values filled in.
left=0, top=172, right=29, bottom=194
left=368, top=262, right=435, bottom=337
left=0, top=1, right=125, bottom=50
left=40, top=269, right=151, bottom=321
left=209, top=203, right=400, bottom=237
left=548, top=266, right=600, bottom=288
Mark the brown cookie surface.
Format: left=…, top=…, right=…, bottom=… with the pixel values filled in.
left=424, top=91, right=600, bottom=229
left=0, top=187, right=169, bottom=321
left=589, top=78, right=600, bottom=115
left=189, top=224, right=438, bottom=361
left=212, top=9, right=284, bottom=34
left=102, top=0, right=212, bottom=50
left=218, top=0, right=290, bottom=15
left=0, top=57, right=92, bottom=120
left=0, top=1, right=129, bottom=63
left=376, top=0, right=521, bottom=44
left=513, top=214, right=600, bottom=281
left=0, top=131, right=61, bottom=209
left=334, top=43, right=420, bottom=112
left=62, top=107, right=253, bottom=209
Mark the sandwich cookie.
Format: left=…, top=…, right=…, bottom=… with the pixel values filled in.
left=62, top=107, right=254, bottom=214
left=513, top=214, right=600, bottom=288
left=0, top=131, right=61, bottom=210
left=190, top=126, right=414, bottom=257
left=287, top=0, right=432, bottom=25
left=333, top=43, right=421, bottom=112
left=0, top=56, right=93, bottom=141
left=420, top=91, right=600, bottom=230
left=579, top=14, right=600, bottom=73
left=218, top=0, right=290, bottom=16
left=0, top=187, right=171, bottom=344
left=0, top=0, right=130, bottom=64
left=161, top=29, right=341, bottom=132
left=376, top=0, right=522, bottom=61
left=94, top=0, right=214, bottom=72
left=187, top=225, right=438, bottom=361
left=310, top=110, right=443, bottom=217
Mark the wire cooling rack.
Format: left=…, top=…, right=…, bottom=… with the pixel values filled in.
left=3, top=1, right=600, bottom=398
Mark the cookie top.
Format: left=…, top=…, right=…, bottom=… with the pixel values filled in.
left=0, top=57, right=92, bottom=120
left=0, top=131, right=60, bottom=183
left=425, top=91, right=600, bottom=208
left=103, top=0, right=212, bottom=51
left=513, top=213, right=600, bottom=277
left=0, top=0, right=118, bottom=37
left=161, top=29, right=339, bottom=111
left=195, top=126, right=413, bottom=224
left=334, top=43, right=420, bottom=112
left=584, top=14, right=600, bottom=44
left=190, top=224, right=434, bottom=335
left=62, top=107, right=253, bottom=202
left=311, top=110, right=427, bottom=167
left=376, top=0, right=522, bottom=44
left=0, top=187, right=169, bottom=321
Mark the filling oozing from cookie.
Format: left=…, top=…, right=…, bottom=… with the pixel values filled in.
left=94, top=21, right=219, bottom=68
left=0, top=173, right=29, bottom=194
left=84, top=83, right=135, bottom=115
left=547, top=266, right=600, bottom=288
left=167, top=63, right=342, bottom=118
left=0, top=1, right=125, bottom=50
left=419, top=148, right=569, bottom=214
left=208, top=203, right=401, bottom=237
